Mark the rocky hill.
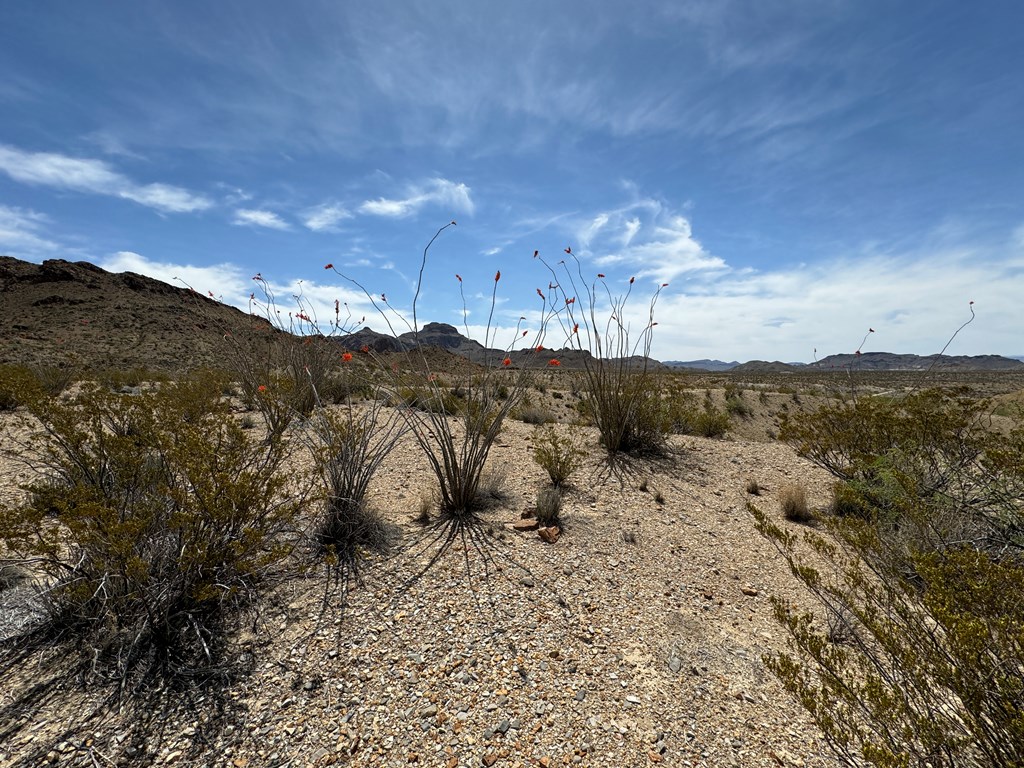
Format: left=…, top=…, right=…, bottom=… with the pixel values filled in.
left=0, top=256, right=290, bottom=371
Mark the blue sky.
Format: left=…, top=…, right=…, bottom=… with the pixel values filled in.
left=2, top=1, right=1022, bottom=362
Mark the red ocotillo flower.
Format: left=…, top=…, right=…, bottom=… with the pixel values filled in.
left=342, top=352, right=353, bottom=362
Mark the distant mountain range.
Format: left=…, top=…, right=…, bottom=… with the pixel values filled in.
left=734, top=352, right=1024, bottom=373
left=337, top=322, right=665, bottom=371
left=663, top=359, right=741, bottom=371
left=666, top=353, right=1024, bottom=372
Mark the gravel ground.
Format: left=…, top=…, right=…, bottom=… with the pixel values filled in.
left=0, top=409, right=842, bottom=768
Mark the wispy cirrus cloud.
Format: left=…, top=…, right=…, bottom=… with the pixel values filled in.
left=232, top=208, right=290, bottom=230
left=0, top=205, right=60, bottom=255
left=303, top=202, right=352, bottom=232
left=0, top=144, right=212, bottom=213
left=359, top=178, right=474, bottom=218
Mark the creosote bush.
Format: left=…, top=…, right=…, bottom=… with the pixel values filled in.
left=755, top=388, right=1024, bottom=767
left=0, top=364, right=39, bottom=411
left=532, top=426, right=585, bottom=486
left=0, top=378, right=303, bottom=686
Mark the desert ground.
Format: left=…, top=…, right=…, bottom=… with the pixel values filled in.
left=2, top=368, right=1022, bottom=768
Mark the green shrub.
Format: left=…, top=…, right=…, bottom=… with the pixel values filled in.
left=754, top=389, right=1024, bottom=767
left=692, top=407, right=730, bottom=438
left=517, top=405, right=554, bottom=424
left=532, top=426, right=585, bottom=486
left=29, top=364, right=76, bottom=396
left=725, top=394, right=754, bottom=419
left=0, top=364, right=39, bottom=411
left=0, top=380, right=302, bottom=685
left=779, top=389, right=988, bottom=493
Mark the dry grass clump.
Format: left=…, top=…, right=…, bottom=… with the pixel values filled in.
left=535, top=486, right=563, bottom=527
left=779, top=483, right=813, bottom=523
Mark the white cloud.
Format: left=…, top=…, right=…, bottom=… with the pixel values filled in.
left=233, top=208, right=290, bottom=230
left=96, top=251, right=379, bottom=332
left=644, top=241, right=1023, bottom=362
left=0, top=144, right=212, bottom=213
left=359, top=178, right=475, bottom=218
left=303, top=202, right=353, bottom=232
left=0, top=205, right=60, bottom=255
left=574, top=201, right=727, bottom=284
left=99, top=251, right=251, bottom=298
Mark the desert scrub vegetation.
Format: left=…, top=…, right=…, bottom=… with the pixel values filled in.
left=778, top=483, right=813, bottom=523
left=305, top=392, right=406, bottom=576
left=532, top=425, right=585, bottom=486
left=534, top=248, right=670, bottom=456
left=534, top=486, right=563, bottom=527
left=327, top=223, right=547, bottom=520
left=753, top=388, right=1024, bottom=767
left=0, top=377, right=304, bottom=688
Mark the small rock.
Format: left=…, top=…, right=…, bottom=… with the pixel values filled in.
left=625, top=695, right=641, bottom=705
left=741, top=586, right=759, bottom=597
left=538, top=526, right=561, bottom=543
left=574, top=689, right=587, bottom=702
left=513, top=519, right=539, bottom=532
left=494, top=719, right=510, bottom=735
left=482, top=752, right=499, bottom=766
left=520, top=576, right=535, bottom=588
